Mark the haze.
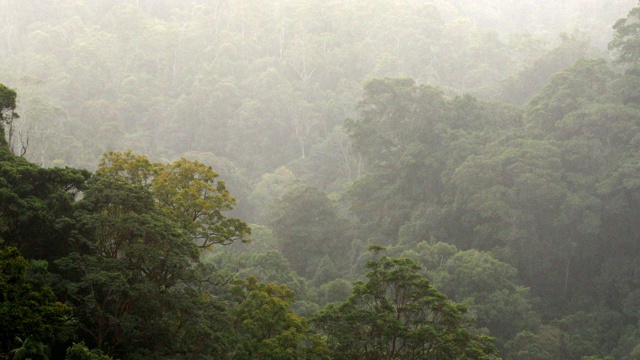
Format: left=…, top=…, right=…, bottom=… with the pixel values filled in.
left=1, top=0, right=640, bottom=358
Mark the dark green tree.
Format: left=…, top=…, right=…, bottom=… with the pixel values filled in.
left=410, top=243, right=540, bottom=349
left=0, top=83, right=19, bottom=152
left=56, top=175, right=203, bottom=357
left=0, top=247, right=73, bottom=356
left=313, top=251, right=497, bottom=359
left=0, top=151, right=90, bottom=261
left=345, top=78, right=518, bottom=243
left=9, top=335, right=50, bottom=360
left=0, top=85, right=90, bottom=262
left=0, top=84, right=89, bottom=260
left=230, top=276, right=330, bottom=360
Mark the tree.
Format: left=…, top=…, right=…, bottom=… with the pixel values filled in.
left=610, top=5, right=640, bottom=70
left=249, top=166, right=298, bottom=223
left=0, top=83, right=23, bottom=154
left=313, top=251, right=497, bottom=360
left=153, top=157, right=250, bottom=247
left=345, top=78, right=444, bottom=170
left=345, top=78, right=517, bottom=243
left=415, top=244, right=539, bottom=349
left=270, top=183, right=349, bottom=278
left=54, top=150, right=255, bottom=357
left=96, top=150, right=250, bottom=248
left=504, top=327, right=564, bottom=360
left=0, top=247, right=72, bottom=356
left=230, top=276, right=330, bottom=360
left=9, top=335, right=50, bottom=360
left=65, top=342, right=113, bottom=360
left=57, top=174, right=201, bottom=357
left=300, top=125, right=364, bottom=192
left=0, top=147, right=90, bottom=261
left=206, top=247, right=310, bottom=301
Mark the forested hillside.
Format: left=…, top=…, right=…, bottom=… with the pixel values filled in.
left=3, top=0, right=640, bottom=359
left=0, top=0, right=632, bottom=173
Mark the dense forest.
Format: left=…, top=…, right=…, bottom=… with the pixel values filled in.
left=3, top=0, right=640, bottom=359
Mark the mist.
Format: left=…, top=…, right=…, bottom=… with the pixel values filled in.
left=1, top=0, right=640, bottom=358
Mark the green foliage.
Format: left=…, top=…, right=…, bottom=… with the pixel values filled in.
left=96, top=150, right=251, bottom=247
left=434, top=249, right=538, bottom=343
left=504, top=327, right=565, bottom=360
left=395, top=241, right=539, bottom=351
left=505, top=309, right=625, bottom=360
left=610, top=5, right=640, bottom=69
left=151, top=290, right=236, bottom=359
left=0, top=147, right=90, bottom=261
left=0, top=247, right=72, bottom=356
left=345, top=78, right=518, bottom=243
left=9, top=335, right=50, bottom=360
left=295, top=125, right=363, bottom=193
left=313, top=254, right=497, bottom=359
left=1, top=0, right=620, bottom=173
left=524, top=58, right=614, bottom=133
left=215, top=249, right=310, bottom=299
left=270, top=183, right=350, bottom=278
left=65, top=342, right=112, bottom=360
left=317, top=278, right=352, bottom=305
left=230, top=276, right=330, bottom=360
left=0, top=84, right=16, bottom=113
left=56, top=173, right=205, bottom=357
left=0, top=83, right=17, bottom=148
left=249, top=167, right=298, bottom=222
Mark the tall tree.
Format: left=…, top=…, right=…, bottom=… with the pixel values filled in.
left=0, top=131, right=90, bottom=262
left=96, top=150, right=250, bottom=248
left=0, top=84, right=18, bottom=147
left=57, top=175, right=201, bottom=356
left=54, top=151, right=251, bottom=357
left=313, top=251, right=497, bottom=359
left=230, top=276, right=330, bottom=360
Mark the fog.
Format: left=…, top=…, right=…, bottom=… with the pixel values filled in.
left=2, top=0, right=640, bottom=358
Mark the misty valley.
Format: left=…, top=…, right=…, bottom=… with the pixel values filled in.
left=2, top=0, right=640, bottom=359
